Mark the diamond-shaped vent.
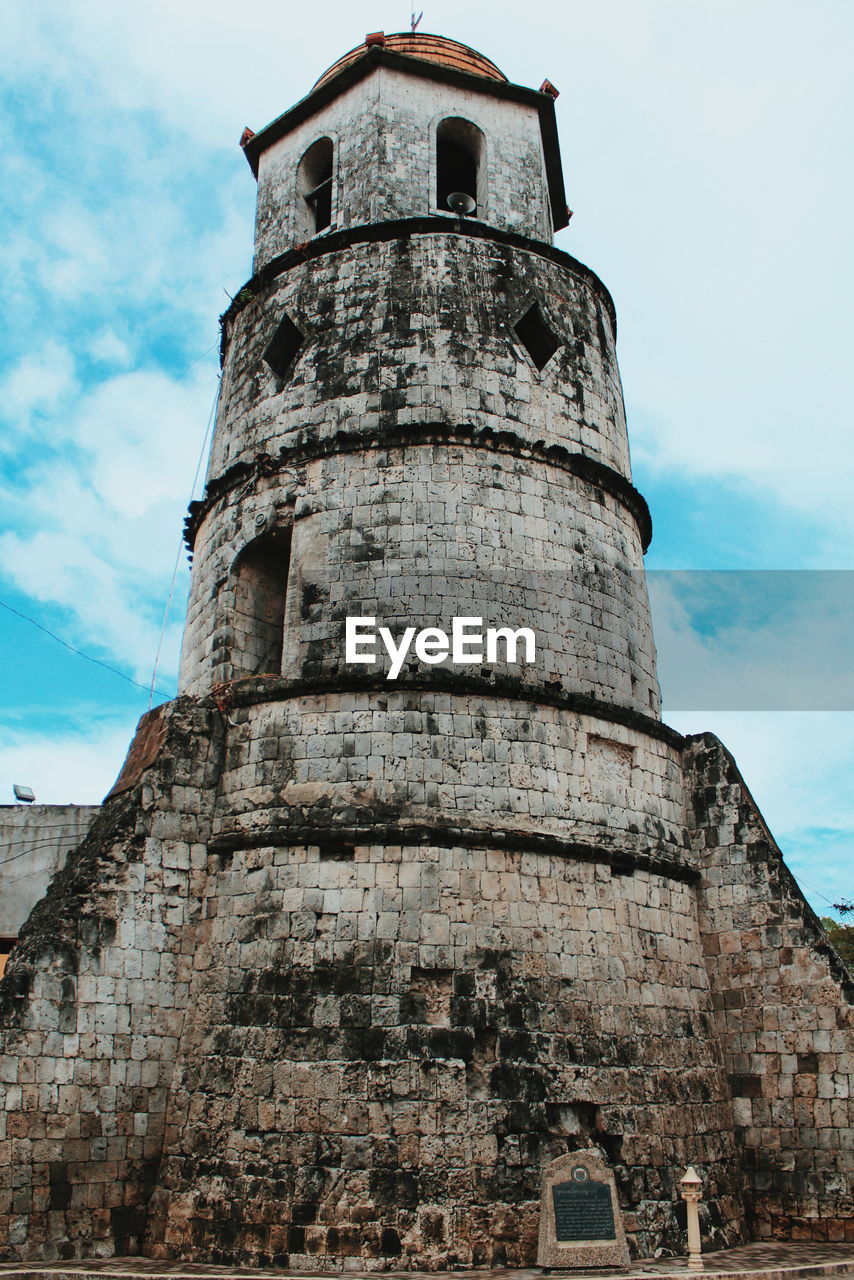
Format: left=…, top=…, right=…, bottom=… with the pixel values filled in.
left=264, top=312, right=304, bottom=380
left=512, top=302, right=560, bottom=371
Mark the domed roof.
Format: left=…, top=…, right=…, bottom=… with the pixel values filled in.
left=313, top=32, right=507, bottom=90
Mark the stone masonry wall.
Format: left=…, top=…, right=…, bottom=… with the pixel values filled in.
left=213, top=234, right=626, bottom=481
left=182, top=232, right=642, bottom=698
left=209, top=695, right=687, bottom=864
left=180, top=447, right=659, bottom=713
left=687, top=733, right=854, bottom=1242
left=146, top=838, right=745, bottom=1269
left=253, top=66, right=553, bottom=267
left=0, top=701, right=223, bottom=1261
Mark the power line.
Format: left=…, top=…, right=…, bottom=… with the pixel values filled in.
left=0, top=862, right=77, bottom=888
left=1, top=821, right=97, bottom=838
left=0, top=600, right=172, bottom=698
left=146, top=371, right=220, bottom=710
left=0, top=836, right=85, bottom=870
left=0, top=823, right=98, bottom=861
left=791, top=873, right=840, bottom=910
left=1, top=341, right=221, bottom=708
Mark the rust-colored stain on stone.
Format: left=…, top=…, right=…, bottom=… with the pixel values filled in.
left=105, top=705, right=169, bottom=798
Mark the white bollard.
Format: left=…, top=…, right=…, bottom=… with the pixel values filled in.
left=680, top=1166, right=703, bottom=1270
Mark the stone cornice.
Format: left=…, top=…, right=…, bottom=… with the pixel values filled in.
left=208, top=820, right=698, bottom=885
left=203, top=670, right=683, bottom=749
left=184, top=421, right=652, bottom=553
left=220, top=217, right=616, bottom=348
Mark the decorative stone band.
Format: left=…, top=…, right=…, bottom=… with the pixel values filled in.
left=206, top=821, right=699, bottom=884
left=220, top=216, right=617, bottom=353
left=184, top=421, right=652, bottom=552
left=209, top=669, right=683, bottom=748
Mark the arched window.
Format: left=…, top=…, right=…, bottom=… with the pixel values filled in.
left=231, top=529, right=292, bottom=679
left=436, top=118, right=484, bottom=216
left=296, top=137, right=334, bottom=237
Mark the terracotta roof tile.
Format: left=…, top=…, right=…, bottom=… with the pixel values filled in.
left=313, top=32, right=507, bottom=90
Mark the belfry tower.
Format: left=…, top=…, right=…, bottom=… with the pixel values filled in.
left=1, top=32, right=852, bottom=1271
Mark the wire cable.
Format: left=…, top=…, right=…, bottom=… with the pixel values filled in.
left=0, top=600, right=171, bottom=698
left=0, top=823, right=99, bottom=864
left=1, top=820, right=98, bottom=838
left=0, top=836, right=86, bottom=869
left=146, top=371, right=220, bottom=710
left=1, top=870, right=57, bottom=888
left=0, top=862, right=78, bottom=888
left=792, top=874, right=842, bottom=911
left=1, top=340, right=221, bottom=708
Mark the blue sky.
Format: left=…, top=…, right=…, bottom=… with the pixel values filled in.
left=1, top=0, right=852, bottom=916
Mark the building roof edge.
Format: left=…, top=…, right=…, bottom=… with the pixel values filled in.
left=241, top=48, right=569, bottom=233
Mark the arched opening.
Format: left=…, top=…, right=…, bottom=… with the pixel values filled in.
left=436, top=117, right=484, bottom=215
left=296, top=137, right=334, bottom=236
left=231, top=528, right=292, bottom=679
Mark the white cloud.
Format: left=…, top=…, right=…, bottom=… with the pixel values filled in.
left=543, top=3, right=854, bottom=540
left=72, top=368, right=217, bottom=516
left=88, top=329, right=133, bottom=367
left=654, top=572, right=854, bottom=911
left=650, top=572, right=854, bottom=711
left=0, top=365, right=214, bottom=682
left=0, top=716, right=136, bottom=806
left=0, top=527, right=183, bottom=680
left=0, top=0, right=345, bottom=150
left=0, top=343, right=77, bottom=443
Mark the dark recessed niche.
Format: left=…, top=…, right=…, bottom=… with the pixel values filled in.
left=512, top=301, right=560, bottom=371
left=231, top=527, right=292, bottom=679
left=264, top=313, right=304, bottom=381
left=318, top=841, right=355, bottom=861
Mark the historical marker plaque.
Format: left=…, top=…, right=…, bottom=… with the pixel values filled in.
left=552, top=1171, right=616, bottom=1241
left=537, top=1152, right=629, bottom=1268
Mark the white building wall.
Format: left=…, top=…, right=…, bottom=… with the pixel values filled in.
left=0, top=804, right=100, bottom=939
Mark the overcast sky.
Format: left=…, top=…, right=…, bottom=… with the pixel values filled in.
left=0, top=0, right=852, bottom=916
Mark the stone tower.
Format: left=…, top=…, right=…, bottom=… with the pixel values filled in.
left=1, top=32, right=852, bottom=1270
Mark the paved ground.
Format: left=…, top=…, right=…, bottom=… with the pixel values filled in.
left=2, top=1242, right=854, bottom=1280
